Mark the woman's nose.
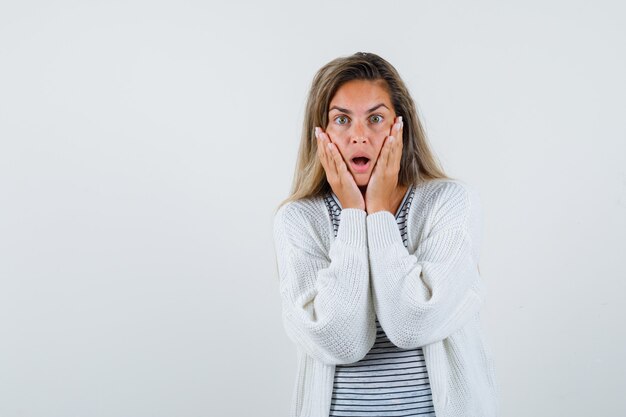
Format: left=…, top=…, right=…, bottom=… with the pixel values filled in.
left=350, top=122, right=369, bottom=143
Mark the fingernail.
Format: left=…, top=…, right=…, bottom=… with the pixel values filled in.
left=327, top=143, right=333, bottom=150
left=314, top=127, right=320, bottom=137
left=389, top=136, right=395, bottom=143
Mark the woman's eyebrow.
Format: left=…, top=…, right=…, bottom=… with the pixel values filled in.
left=366, top=103, right=389, bottom=112
left=329, top=103, right=389, bottom=114
left=329, top=105, right=351, bottom=114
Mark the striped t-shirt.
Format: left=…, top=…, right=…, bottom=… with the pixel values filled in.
left=323, top=185, right=436, bottom=417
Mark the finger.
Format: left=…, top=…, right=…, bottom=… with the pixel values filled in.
left=327, top=138, right=348, bottom=176
left=321, top=130, right=344, bottom=182
left=315, top=127, right=327, bottom=168
left=316, top=128, right=333, bottom=177
left=382, top=117, right=399, bottom=167
left=396, top=118, right=404, bottom=168
left=396, top=116, right=403, bottom=147
left=390, top=117, right=403, bottom=168
left=385, top=118, right=401, bottom=167
left=378, top=135, right=392, bottom=171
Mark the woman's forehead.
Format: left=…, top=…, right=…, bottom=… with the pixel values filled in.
left=329, top=80, right=392, bottom=113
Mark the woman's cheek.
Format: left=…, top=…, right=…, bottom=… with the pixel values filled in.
left=371, top=124, right=389, bottom=142
left=378, top=122, right=392, bottom=133
left=326, top=126, right=346, bottom=142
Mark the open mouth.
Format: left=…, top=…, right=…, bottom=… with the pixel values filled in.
left=350, top=157, right=371, bottom=173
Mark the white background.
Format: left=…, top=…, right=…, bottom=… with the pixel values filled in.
left=1, top=1, right=625, bottom=416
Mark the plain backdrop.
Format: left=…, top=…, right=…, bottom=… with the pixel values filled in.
left=1, top=1, right=625, bottom=416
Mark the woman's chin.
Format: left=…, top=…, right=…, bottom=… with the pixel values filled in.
left=354, top=176, right=371, bottom=189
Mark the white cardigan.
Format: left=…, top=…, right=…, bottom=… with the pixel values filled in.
left=273, top=179, right=499, bottom=417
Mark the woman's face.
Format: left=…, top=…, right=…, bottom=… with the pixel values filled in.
left=325, top=79, right=397, bottom=188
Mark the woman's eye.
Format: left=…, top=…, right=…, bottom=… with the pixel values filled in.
left=370, top=115, right=383, bottom=124
left=335, top=116, right=349, bottom=125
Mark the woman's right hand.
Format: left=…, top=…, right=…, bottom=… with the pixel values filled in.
left=315, top=127, right=365, bottom=211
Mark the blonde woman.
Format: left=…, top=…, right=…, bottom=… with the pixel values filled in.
left=273, top=52, right=498, bottom=417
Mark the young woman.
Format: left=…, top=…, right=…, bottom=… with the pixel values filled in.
left=273, top=52, right=498, bottom=417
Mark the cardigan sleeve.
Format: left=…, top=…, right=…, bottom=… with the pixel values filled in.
left=273, top=203, right=376, bottom=365
left=366, top=182, right=484, bottom=348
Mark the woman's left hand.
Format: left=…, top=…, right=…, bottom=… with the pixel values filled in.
left=365, top=116, right=403, bottom=215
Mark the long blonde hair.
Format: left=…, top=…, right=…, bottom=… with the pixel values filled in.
left=276, top=52, right=453, bottom=211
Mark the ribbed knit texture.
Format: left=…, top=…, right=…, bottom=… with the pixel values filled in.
left=273, top=179, right=499, bottom=417
left=327, top=186, right=436, bottom=416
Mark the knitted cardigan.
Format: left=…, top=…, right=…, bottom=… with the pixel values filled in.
left=273, top=179, right=499, bottom=417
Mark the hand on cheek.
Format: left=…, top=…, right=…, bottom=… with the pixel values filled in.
left=365, top=116, right=403, bottom=214
left=315, top=127, right=365, bottom=211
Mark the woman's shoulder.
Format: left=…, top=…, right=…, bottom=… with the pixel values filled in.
left=413, top=178, right=478, bottom=199
left=273, top=195, right=332, bottom=242
left=275, top=195, right=327, bottom=222
left=403, top=179, right=483, bottom=258
left=409, top=178, right=482, bottom=230
left=412, top=178, right=480, bottom=209
left=273, top=195, right=334, bottom=257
